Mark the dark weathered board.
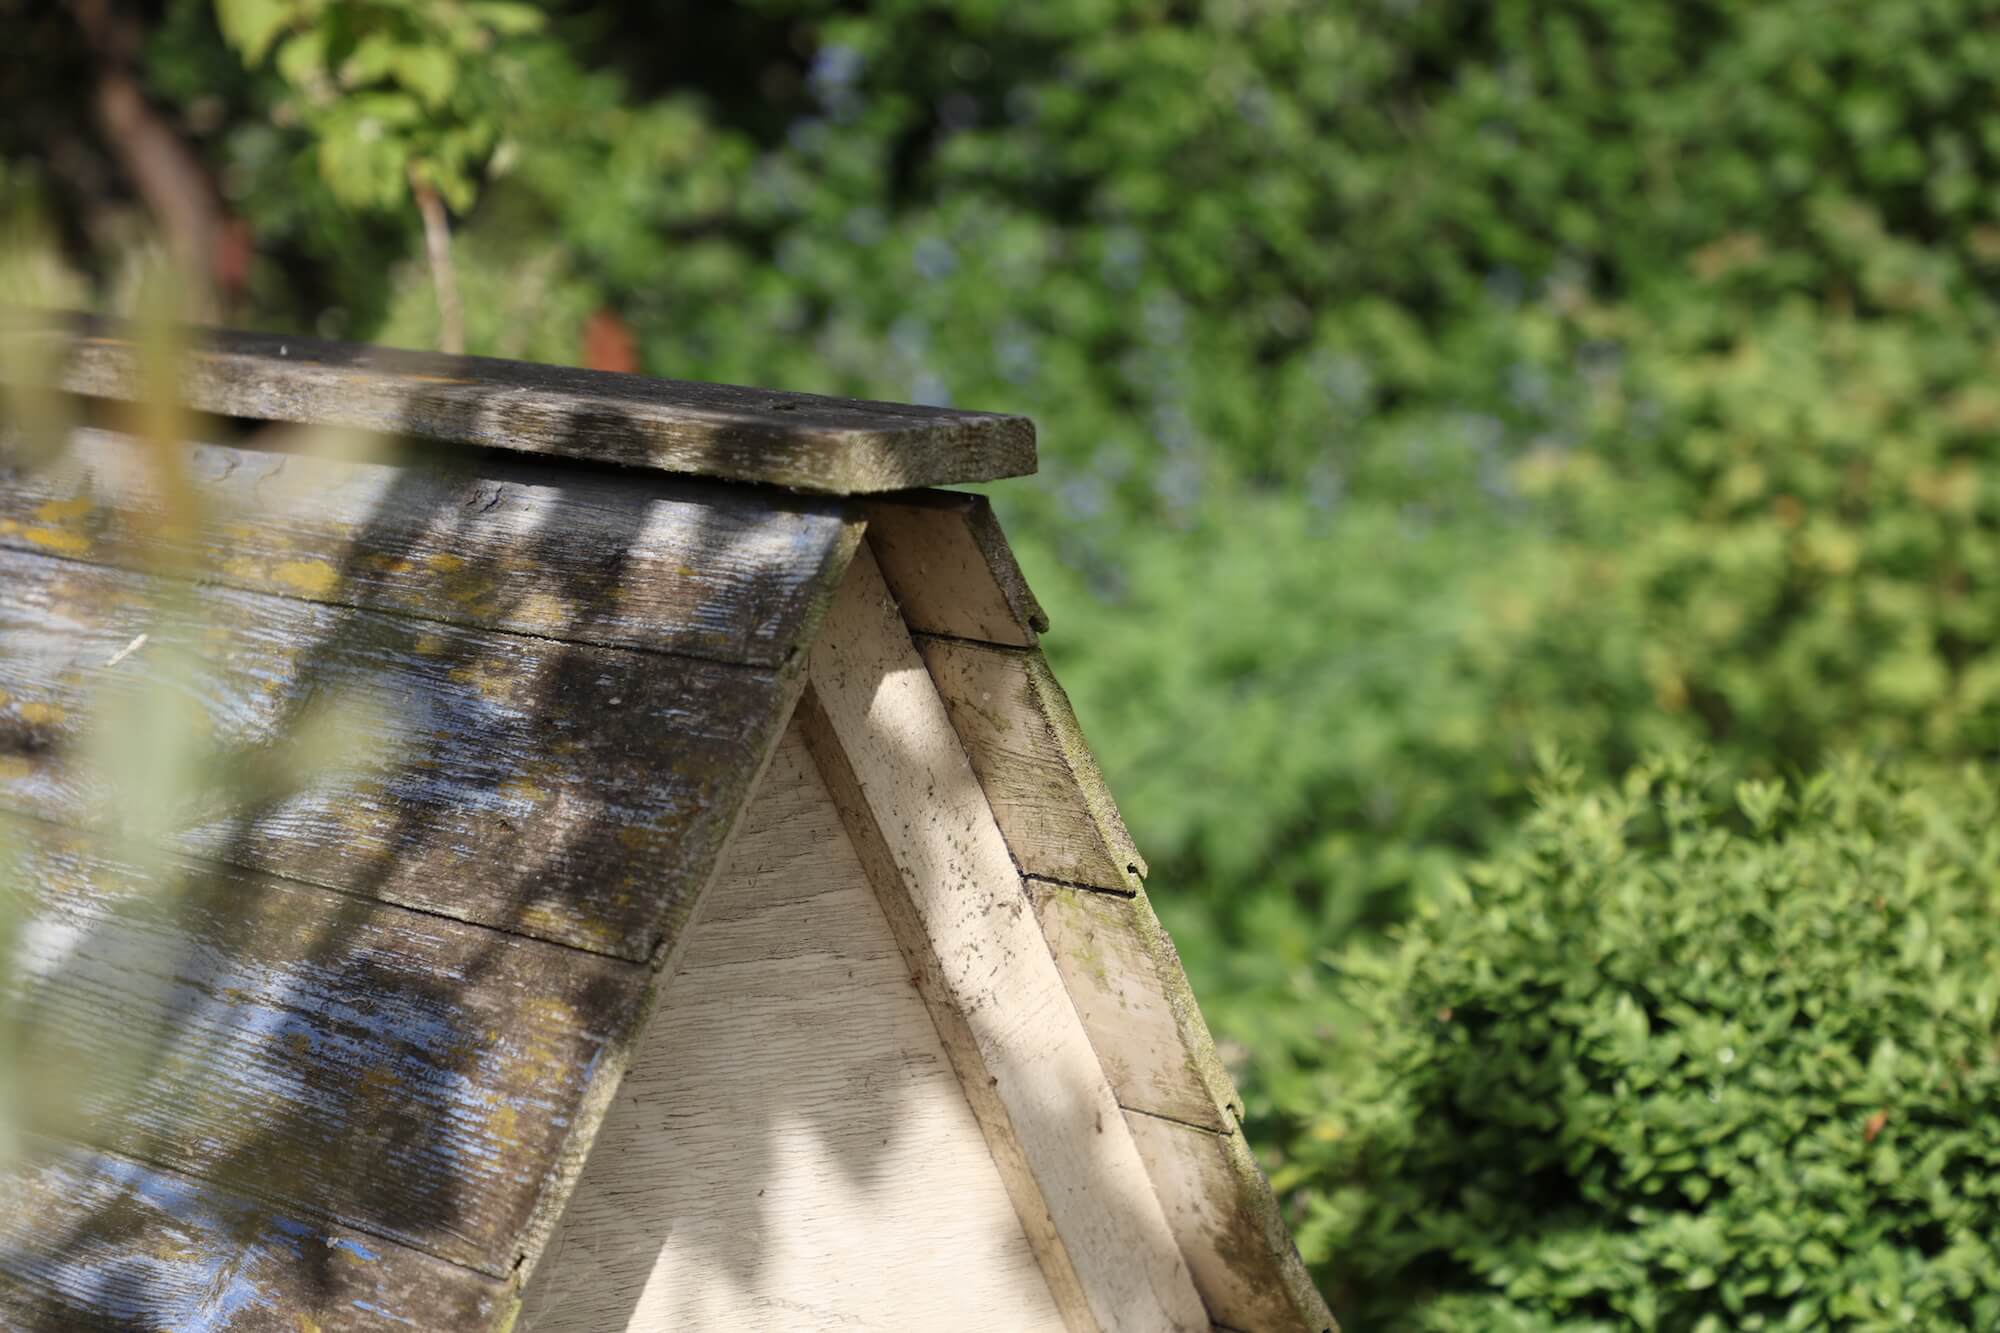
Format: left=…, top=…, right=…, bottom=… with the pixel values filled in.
left=0, top=544, right=795, bottom=959
left=6, top=312, right=1036, bottom=494
left=864, top=491, right=1049, bottom=646
left=0, top=427, right=861, bottom=666
left=0, top=1140, right=507, bottom=1331
left=1, top=820, right=648, bottom=1277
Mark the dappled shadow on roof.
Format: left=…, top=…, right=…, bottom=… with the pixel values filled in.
left=0, top=379, right=871, bottom=1326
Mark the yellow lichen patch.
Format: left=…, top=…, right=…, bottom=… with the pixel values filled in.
left=516, top=900, right=599, bottom=949
left=24, top=527, right=90, bottom=556
left=445, top=577, right=498, bottom=612
left=615, top=825, right=661, bottom=852
left=447, top=660, right=519, bottom=704
left=0, top=756, right=31, bottom=781
left=522, top=995, right=577, bottom=1031
left=490, top=1102, right=520, bottom=1146
left=498, top=773, right=549, bottom=804
left=506, top=997, right=582, bottom=1085
left=222, top=556, right=265, bottom=583
left=34, top=497, right=96, bottom=523
left=17, top=701, right=65, bottom=727
left=512, top=589, right=571, bottom=630
left=428, top=553, right=467, bottom=574
left=272, top=559, right=339, bottom=597
left=516, top=901, right=571, bottom=935
left=355, top=1063, right=402, bottom=1101
left=412, top=633, right=447, bottom=656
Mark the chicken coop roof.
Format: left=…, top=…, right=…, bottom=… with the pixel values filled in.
left=0, top=317, right=1332, bottom=1333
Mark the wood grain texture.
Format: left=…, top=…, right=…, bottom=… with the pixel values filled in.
left=1122, top=1113, right=1336, bottom=1333
left=0, top=426, right=861, bottom=666
left=864, top=491, right=1048, bottom=646
left=886, top=537, right=1335, bottom=1329
left=0, top=818, right=647, bottom=1277
left=1025, top=881, right=1238, bottom=1132
left=521, top=729, right=1066, bottom=1332
left=800, top=546, right=1208, bottom=1333
left=9, top=313, right=1036, bottom=494
left=915, top=636, right=1147, bottom=890
left=0, top=1140, right=507, bottom=1332
left=0, top=544, right=794, bottom=959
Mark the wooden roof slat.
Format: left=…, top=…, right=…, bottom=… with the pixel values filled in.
left=1025, top=881, right=1238, bottom=1132
left=799, top=546, right=1210, bottom=1332
left=914, top=635, right=1147, bottom=890
left=1123, top=1111, right=1336, bottom=1333
left=0, top=1139, right=507, bottom=1331
left=884, top=505, right=1338, bottom=1331
left=0, top=819, right=649, bottom=1277
left=0, top=427, right=861, bottom=666
left=0, top=544, right=796, bottom=959
left=7, top=313, right=1036, bottom=494
left=863, top=491, right=1048, bottom=647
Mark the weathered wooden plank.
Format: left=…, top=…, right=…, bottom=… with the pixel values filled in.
left=0, top=545, right=792, bottom=959
left=1026, top=881, right=1239, bottom=1132
left=915, top=636, right=1147, bottom=890
left=0, top=819, right=648, bottom=1277
left=0, top=1140, right=508, bottom=1332
left=0, top=426, right=861, bottom=666
left=521, top=729, right=1065, bottom=1331
left=864, top=491, right=1048, bottom=646
left=1122, top=1113, right=1337, bottom=1333
left=5, top=312, right=1037, bottom=494
left=799, top=545, right=1209, bottom=1333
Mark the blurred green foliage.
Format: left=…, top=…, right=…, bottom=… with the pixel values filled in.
left=11, top=0, right=2000, bottom=1318
left=212, top=0, right=545, bottom=212
left=1303, top=753, right=2000, bottom=1329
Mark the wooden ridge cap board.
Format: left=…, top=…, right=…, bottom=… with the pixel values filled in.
left=0, top=426, right=863, bottom=667
left=0, top=817, right=648, bottom=1280
left=864, top=489, right=1049, bottom=646
left=0, top=543, right=802, bottom=960
left=0, top=1139, right=507, bottom=1331
left=5, top=312, right=1037, bottom=494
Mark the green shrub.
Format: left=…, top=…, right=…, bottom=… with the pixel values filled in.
left=1290, top=753, right=2000, bottom=1330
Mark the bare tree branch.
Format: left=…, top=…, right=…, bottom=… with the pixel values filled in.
left=66, top=0, right=232, bottom=317
left=411, top=178, right=464, bottom=356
